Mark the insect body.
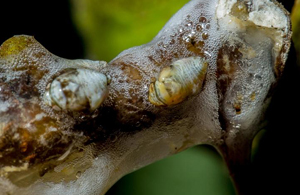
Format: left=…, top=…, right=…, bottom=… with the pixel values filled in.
left=44, top=69, right=109, bottom=111
left=149, top=57, right=208, bottom=106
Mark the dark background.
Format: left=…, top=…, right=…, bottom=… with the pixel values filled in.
left=0, top=1, right=84, bottom=59
left=1, top=0, right=299, bottom=194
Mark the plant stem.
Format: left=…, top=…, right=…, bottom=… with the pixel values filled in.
left=219, top=137, right=254, bottom=195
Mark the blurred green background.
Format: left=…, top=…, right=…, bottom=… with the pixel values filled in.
left=70, top=0, right=190, bottom=61
left=107, top=146, right=234, bottom=195
left=0, top=0, right=299, bottom=194
left=292, top=0, right=300, bottom=64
